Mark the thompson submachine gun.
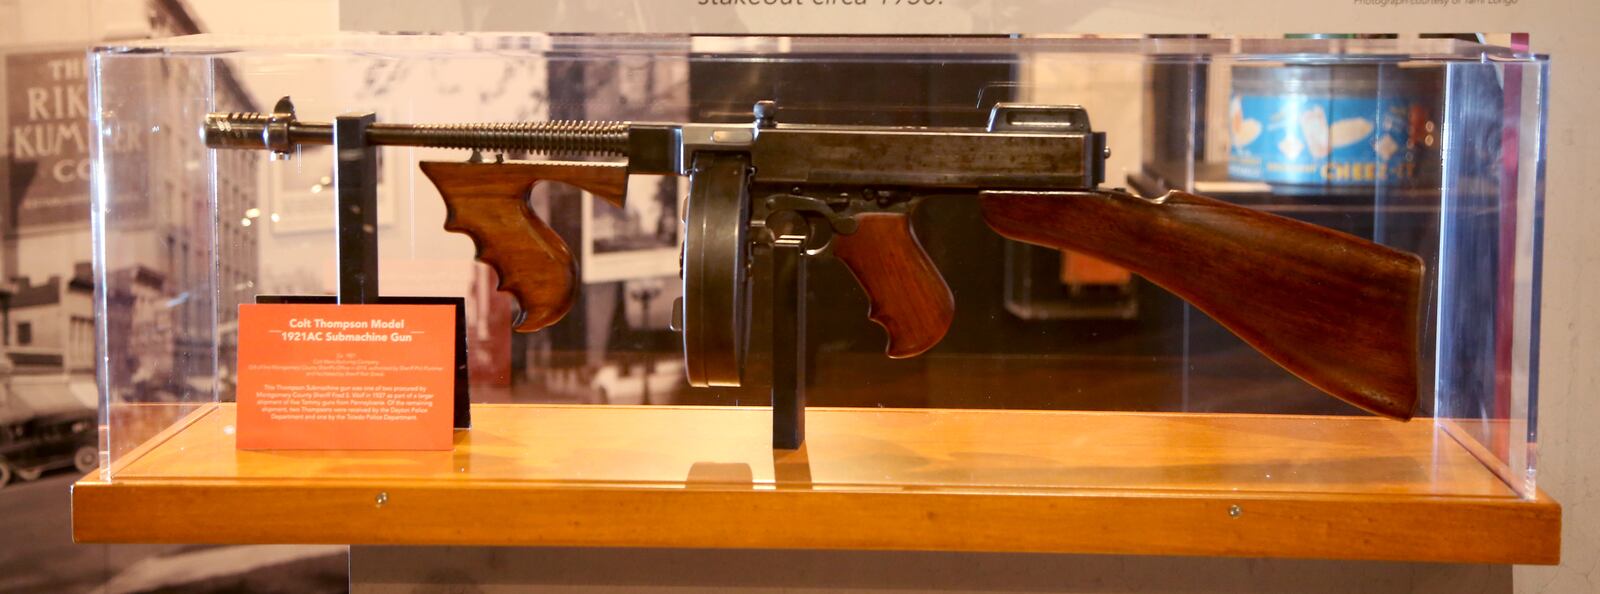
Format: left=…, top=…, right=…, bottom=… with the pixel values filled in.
left=204, top=98, right=1425, bottom=444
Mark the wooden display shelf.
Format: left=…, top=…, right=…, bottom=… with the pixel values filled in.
left=73, top=403, right=1559, bottom=564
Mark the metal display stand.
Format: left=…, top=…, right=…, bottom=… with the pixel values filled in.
left=334, top=113, right=380, bottom=305
left=769, top=237, right=808, bottom=450
left=325, top=111, right=473, bottom=429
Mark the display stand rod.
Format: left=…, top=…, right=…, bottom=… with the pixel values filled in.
left=770, top=236, right=807, bottom=450
left=335, top=112, right=380, bottom=305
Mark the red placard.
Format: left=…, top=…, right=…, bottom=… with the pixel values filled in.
left=236, top=303, right=456, bottom=450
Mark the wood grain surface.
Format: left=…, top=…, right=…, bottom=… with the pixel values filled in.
left=981, top=190, right=1424, bottom=420
left=74, top=404, right=1559, bottom=564
left=420, top=161, right=604, bottom=332
left=832, top=212, right=955, bottom=358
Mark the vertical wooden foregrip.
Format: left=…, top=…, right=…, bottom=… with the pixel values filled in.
left=980, top=190, right=1424, bottom=420
left=419, top=161, right=581, bottom=333
left=832, top=212, right=956, bottom=358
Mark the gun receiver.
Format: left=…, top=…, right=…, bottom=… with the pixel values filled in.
left=205, top=98, right=1423, bottom=420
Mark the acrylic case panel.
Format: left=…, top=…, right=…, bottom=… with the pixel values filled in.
left=90, top=34, right=1547, bottom=497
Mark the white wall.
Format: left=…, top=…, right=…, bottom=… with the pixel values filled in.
left=1513, top=12, right=1600, bottom=594
left=184, top=0, right=338, bottom=35
left=0, top=0, right=147, bottom=44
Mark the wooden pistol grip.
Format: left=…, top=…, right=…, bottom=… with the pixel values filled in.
left=420, top=161, right=623, bottom=333
left=832, top=212, right=956, bottom=359
left=981, top=190, right=1424, bottom=420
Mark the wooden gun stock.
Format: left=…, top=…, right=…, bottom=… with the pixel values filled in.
left=832, top=212, right=955, bottom=358
left=419, top=160, right=627, bottom=333
left=980, top=190, right=1423, bottom=420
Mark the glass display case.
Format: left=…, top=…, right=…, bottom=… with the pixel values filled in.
left=79, top=33, right=1553, bottom=560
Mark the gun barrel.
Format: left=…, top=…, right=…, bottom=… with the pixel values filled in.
left=201, top=99, right=1103, bottom=182
left=203, top=111, right=630, bottom=156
